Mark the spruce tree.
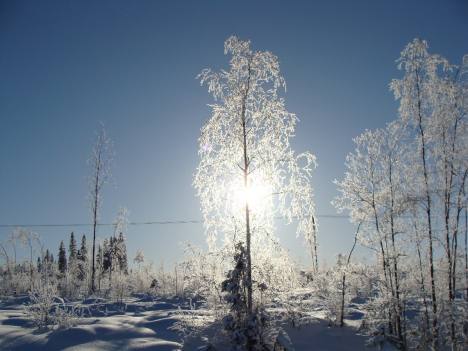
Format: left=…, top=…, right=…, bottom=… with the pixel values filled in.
left=69, top=232, right=77, bottom=263
left=117, top=232, right=128, bottom=274
left=58, top=241, right=67, bottom=274
left=37, top=256, right=42, bottom=273
left=76, top=235, right=88, bottom=281
left=80, top=235, right=88, bottom=262
left=222, top=243, right=269, bottom=350
left=102, top=238, right=111, bottom=273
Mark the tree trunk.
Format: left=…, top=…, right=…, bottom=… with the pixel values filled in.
left=413, top=217, right=431, bottom=334
left=415, top=71, right=438, bottom=349
left=312, top=215, right=318, bottom=273
left=340, top=223, right=360, bottom=327
left=388, top=159, right=404, bottom=347
left=465, top=207, right=468, bottom=302
left=241, top=61, right=253, bottom=314
left=90, top=148, right=101, bottom=294
left=370, top=168, right=393, bottom=334
left=29, top=243, right=33, bottom=290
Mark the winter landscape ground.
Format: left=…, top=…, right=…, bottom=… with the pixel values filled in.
left=0, top=293, right=393, bottom=351
left=1, top=1, right=468, bottom=350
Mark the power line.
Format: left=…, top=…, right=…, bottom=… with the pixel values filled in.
left=0, top=214, right=349, bottom=229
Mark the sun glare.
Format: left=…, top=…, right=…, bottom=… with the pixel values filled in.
left=230, top=176, right=272, bottom=214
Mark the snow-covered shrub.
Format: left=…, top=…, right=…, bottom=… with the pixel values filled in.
left=25, top=277, right=81, bottom=330
left=181, top=244, right=226, bottom=306
left=360, top=294, right=392, bottom=338
left=110, top=271, right=128, bottom=304
left=8, top=269, right=31, bottom=295
left=53, top=303, right=81, bottom=329
left=25, top=280, right=58, bottom=328
left=311, top=258, right=346, bottom=325
left=251, top=246, right=301, bottom=307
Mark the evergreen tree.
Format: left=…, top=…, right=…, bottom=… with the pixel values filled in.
left=58, top=241, right=67, bottom=274
left=69, top=232, right=77, bottom=263
left=102, top=238, right=111, bottom=273
left=79, top=235, right=88, bottom=262
left=117, top=232, right=128, bottom=274
left=104, top=237, right=116, bottom=284
left=76, top=235, right=88, bottom=281
left=222, top=243, right=270, bottom=350
left=45, top=249, right=50, bottom=263
left=37, top=256, right=42, bottom=273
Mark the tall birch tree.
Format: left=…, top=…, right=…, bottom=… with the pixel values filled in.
left=88, top=124, right=113, bottom=293
left=194, top=36, right=317, bottom=313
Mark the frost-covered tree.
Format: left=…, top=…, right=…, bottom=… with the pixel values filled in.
left=100, top=211, right=128, bottom=294
left=14, top=228, right=40, bottom=290
left=334, top=120, right=413, bottom=347
left=134, top=249, right=144, bottom=268
left=117, top=232, right=128, bottom=274
left=194, top=36, right=317, bottom=312
left=113, top=208, right=129, bottom=274
left=88, top=124, right=113, bottom=293
left=43, top=250, right=51, bottom=272
left=64, top=232, right=81, bottom=296
left=102, top=238, right=110, bottom=273
left=0, top=241, right=12, bottom=277
left=339, top=223, right=361, bottom=328
left=58, top=241, right=67, bottom=275
left=389, top=39, right=449, bottom=347
left=96, top=243, right=104, bottom=292
left=335, top=39, right=467, bottom=350
left=221, top=243, right=272, bottom=350
left=68, top=232, right=77, bottom=263
left=77, top=235, right=88, bottom=282
left=390, top=39, right=468, bottom=349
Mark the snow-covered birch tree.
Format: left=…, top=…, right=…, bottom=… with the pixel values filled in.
left=389, top=40, right=448, bottom=348
left=390, top=39, right=468, bottom=350
left=88, top=124, right=113, bottom=293
left=335, top=39, right=467, bottom=350
left=194, top=36, right=317, bottom=313
left=15, top=228, right=41, bottom=290
left=333, top=124, right=407, bottom=345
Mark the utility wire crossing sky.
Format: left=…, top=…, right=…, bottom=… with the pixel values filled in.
left=0, top=214, right=348, bottom=228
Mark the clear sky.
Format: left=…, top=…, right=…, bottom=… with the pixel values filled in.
left=1, top=0, right=467, bottom=268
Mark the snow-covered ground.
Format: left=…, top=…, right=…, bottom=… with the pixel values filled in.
left=0, top=295, right=390, bottom=350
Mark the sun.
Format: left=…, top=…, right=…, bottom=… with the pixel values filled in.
left=230, top=174, right=272, bottom=214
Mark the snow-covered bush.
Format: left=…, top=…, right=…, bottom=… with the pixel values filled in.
left=25, top=280, right=58, bottom=328
left=53, top=303, right=81, bottom=329
left=128, top=261, right=156, bottom=295
left=181, top=244, right=226, bottom=305
left=110, top=271, right=128, bottom=304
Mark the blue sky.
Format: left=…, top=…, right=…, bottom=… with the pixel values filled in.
left=1, top=0, right=467, bottom=267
